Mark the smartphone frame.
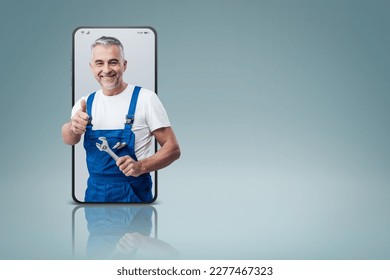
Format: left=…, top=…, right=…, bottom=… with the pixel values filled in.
left=71, top=26, right=158, bottom=204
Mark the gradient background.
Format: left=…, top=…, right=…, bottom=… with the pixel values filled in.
left=0, top=0, right=389, bottom=259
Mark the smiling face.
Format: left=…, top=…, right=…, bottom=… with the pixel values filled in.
left=90, top=44, right=127, bottom=95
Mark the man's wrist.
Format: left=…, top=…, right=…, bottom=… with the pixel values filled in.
left=138, top=158, right=150, bottom=175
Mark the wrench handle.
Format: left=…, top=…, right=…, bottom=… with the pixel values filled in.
left=106, top=149, right=119, bottom=161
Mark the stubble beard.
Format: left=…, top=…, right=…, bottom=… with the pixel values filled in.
left=100, top=74, right=121, bottom=91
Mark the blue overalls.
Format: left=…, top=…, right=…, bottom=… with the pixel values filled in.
left=83, top=86, right=153, bottom=203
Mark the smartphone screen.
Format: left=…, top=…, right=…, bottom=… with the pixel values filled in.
left=72, top=27, right=157, bottom=203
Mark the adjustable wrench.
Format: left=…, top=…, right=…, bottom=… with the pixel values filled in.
left=96, top=137, right=119, bottom=161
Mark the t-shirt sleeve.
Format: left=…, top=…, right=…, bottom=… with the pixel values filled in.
left=145, top=93, right=171, bottom=132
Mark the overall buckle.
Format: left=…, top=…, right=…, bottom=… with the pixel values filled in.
left=125, top=115, right=134, bottom=125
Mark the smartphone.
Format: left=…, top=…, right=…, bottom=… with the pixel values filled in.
left=72, top=27, right=157, bottom=203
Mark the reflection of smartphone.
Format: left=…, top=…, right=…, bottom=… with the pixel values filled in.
left=72, top=27, right=157, bottom=203
left=72, top=205, right=157, bottom=259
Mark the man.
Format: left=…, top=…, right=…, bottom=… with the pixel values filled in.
left=62, top=36, right=180, bottom=202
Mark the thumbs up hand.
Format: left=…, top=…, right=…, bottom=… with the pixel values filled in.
left=80, top=98, right=87, bottom=113
left=71, top=98, right=90, bottom=135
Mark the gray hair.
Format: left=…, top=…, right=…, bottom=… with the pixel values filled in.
left=91, top=36, right=125, bottom=60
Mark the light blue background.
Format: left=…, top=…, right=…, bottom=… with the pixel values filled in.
left=0, top=0, right=389, bottom=259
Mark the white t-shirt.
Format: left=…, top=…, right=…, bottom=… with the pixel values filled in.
left=71, top=85, right=171, bottom=160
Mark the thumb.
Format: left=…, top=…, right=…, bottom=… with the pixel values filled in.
left=80, top=98, right=87, bottom=112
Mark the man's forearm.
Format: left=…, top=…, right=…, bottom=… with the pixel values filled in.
left=116, top=127, right=181, bottom=177
left=116, top=140, right=180, bottom=177
left=139, top=142, right=180, bottom=174
left=136, top=129, right=180, bottom=175
left=62, top=121, right=82, bottom=145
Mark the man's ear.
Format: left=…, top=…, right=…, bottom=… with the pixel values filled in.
left=123, top=60, right=127, bottom=71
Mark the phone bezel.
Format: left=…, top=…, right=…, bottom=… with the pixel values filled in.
left=71, top=26, right=158, bottom=204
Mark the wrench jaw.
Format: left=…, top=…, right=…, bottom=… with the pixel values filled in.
left=97, top=136, right=108, bottom=145
left=96, top=137, right=108, bottom=151
left=96, top=143, right=103, bottom=151
left=95, top=137, right=119, bottom=161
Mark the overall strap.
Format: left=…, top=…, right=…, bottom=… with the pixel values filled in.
left=125, top=86, right=141, bottom=127
left=121, top=86, right=142, bottom=162
left=86, top=92, right=96, bottom=126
